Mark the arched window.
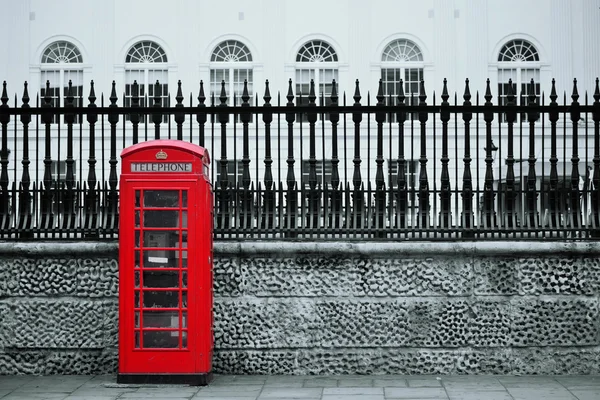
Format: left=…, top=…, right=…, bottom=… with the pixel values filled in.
left=124, top=41, right=169, bottom=122
left=380, top=39, right=424, bottom=121
left=497, top=39, right=540, bottom=122
left=209, top=40, right=254, bottom=115
left=40, top=41, right=84, bottom=123
left=295, top=40, right=339, bottom=121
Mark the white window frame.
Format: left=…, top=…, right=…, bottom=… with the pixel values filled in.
left=124, top=41, right=170, bottom=123
left=497, top=40, right=541, bottom=123
left=380, top=39, right=425, bottom=121
left=209, top=40, right=254, bottom=122
left=294, top=40, right=339, bottom=121
left=39, top=41, right=84, bottom=124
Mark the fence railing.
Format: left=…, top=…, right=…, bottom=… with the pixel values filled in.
left=0, top=77, right=599, bottom=240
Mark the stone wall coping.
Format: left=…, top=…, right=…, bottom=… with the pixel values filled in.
left=0, top=240, right=599, bottom=257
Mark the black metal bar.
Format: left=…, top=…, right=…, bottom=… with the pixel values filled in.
left=525, top=79, right=539, bottom=230
left=329, top=80, right=341, bottom=229
left=261, top=80, right=274, bottom=229
left=461, top=79, right=474, bottom=237
left=482, top=79, right=496, bottom=229
left=18, top=82, right=32, bottom=238
left=217, top=80, right=229, bottom=230
left=130, top=80, right=140, bottom=144
left=240, top=80, right=252, bottom=229
left=504, top=79, right=517, bottom=229
left=85, top=81, right=98, bottom=235
left=396, top=79, right=408, bottom=229
left=174, top=80, right=184, bottom=141
left=417, top=80, right=429, bottom=230
left=284, top=79, right=297, bottom=237
left=569, top=79, right=582, bottom=231
left=374, top=79, right=386, bottom=237
left=306, top=79, right=319, bottom=229
left=107, top=81, right=119, bottom=233
left=352, top=80, right=364, bottom=230
left=439, top=79, right=451, bottom=228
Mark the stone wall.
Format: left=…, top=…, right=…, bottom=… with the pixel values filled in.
left=0, top=241, right=599, bottom=375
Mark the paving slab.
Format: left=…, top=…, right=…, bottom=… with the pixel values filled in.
left=323, top=387, right=383, bottom=395
left=302, top=378, right=338, bottom=388
left=385, top=387, right=448, bottom=398
left=406, top=378, right=443, bottom=387
left=322, top=396, right=384, bottom=400
left=257, top=387, right=323, bottom=398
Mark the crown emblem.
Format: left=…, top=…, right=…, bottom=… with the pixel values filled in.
left=155, top=150, right=168, bottom=160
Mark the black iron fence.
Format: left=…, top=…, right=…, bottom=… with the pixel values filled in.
left=0, top=77, right=599, bottom=240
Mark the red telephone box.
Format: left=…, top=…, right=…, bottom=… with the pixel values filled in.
left=118, top=140, right=213, bottom=385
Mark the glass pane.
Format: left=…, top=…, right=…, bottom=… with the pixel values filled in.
left=142, top=270, right=180, bottom=288
left=143, top=210, right=180, bottom=228
left=182, top=331, right=187, bottom=348
left=134, top=271, right=140, bottom=288
left=135, top=190, right=141, bottom=207
left=144, top=190, right=180, bottom=208
left=143, top=331, right=178, bottom=348
left=143, top=290, right=180, bottom=308
left=143, top=249, right=177, bottom=268
left=134, top=291, right=140, bottom=308
left=182, top=291, right=188, bottom=308
left=135, top=251, right=140, bottom=267
left=134, top=311, right=140, bottom=327
left=134, top=331, right=140, bottom=348
left=144, top=231, right=179, bottom=248
left=182, top=271, right=187, bottom=288
left=143, top=310, right=180, bottom=328
left=135, top=231, right=140, bottom=247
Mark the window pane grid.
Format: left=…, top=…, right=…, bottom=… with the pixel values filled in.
left=126, top=41, right=168, bottom=63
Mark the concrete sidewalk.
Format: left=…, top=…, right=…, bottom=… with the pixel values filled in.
left=0, top=374, right=599, bottom=400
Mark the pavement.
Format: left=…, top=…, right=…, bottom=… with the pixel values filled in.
left=0, top=374, right=600, bottom=400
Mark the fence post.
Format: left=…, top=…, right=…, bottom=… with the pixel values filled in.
left=174, top=80, right=185, bottom=141
left=262, top=80, right=274, bottom=229
left=85, top=81, right=99, bottom=234
left=417, top=80, right=430, bottom=229
left=306, top=79, right=319, bottom=229
left=548, top=79, right=560, bottom=229
left=328, top=79, right=342, bottom=229
left=439, top=79, right=452, bottom=229
left=283, top=80, right=298, bottom=237
left=107, top=81, right=119, bottom=233
left=482, top=79, right=497, bottom=229
left=0, top=82, right=10, bottom=232
left=461, top=79, right=474, bottom=237
left=525, top=79, right=539, bottom=230
left=18, top=82, right=32, bottom=238
left=217, top=80, right=230, bottom=230
left=152, top=80, right=162, bottom=140
left=39, top=80, right=54, bottom=230
left=63, top=80, right=76, bottom=229
left=196, top=81, right=206, bottom=147
left=240, top=79, right=252, bottom=229
left=374, top=79, right=386, bottom=238
left=569, top=79, right=582, bottom=231
left=503, top=79, right=518, bottom=229
left=396, top=80, right=408, bottom=229
left=352, top=80, right=364, bottom=230
left=130, top=80, right=140, bottom=144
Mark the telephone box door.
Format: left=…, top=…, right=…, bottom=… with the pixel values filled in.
left=120, top=180, right=201, bottom=373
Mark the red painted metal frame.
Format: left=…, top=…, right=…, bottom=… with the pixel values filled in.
left=119, top=140, right=212, bottom=377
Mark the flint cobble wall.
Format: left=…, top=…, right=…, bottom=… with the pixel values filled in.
left=0, top=241, right=599, bottom=375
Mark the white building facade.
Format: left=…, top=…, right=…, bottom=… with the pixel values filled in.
left=0, top=0, right=599, bottom=227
